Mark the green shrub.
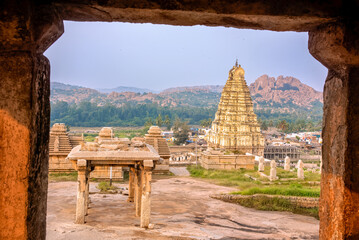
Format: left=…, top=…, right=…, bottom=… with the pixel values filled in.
left=97, top=182, right=118, bottom=192
left=49, top=172, right=78, bottom=181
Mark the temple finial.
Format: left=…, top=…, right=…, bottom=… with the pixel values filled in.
left=235, top=59, right=238, bottom=67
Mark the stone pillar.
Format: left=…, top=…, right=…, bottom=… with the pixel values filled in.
left=309, top=22, right=359, bottom=239
left=284, top=156, right=291, bottom=171
left=269, top=160, right=277, bottom=181
left=75, top=159, right=88, bottom=224
left=297, top=160, right=304, bottom=180
left=84, top=169, right=90, bottom=215
left=134, top=167, right=142, bottom=217
left=140, top=160, right=153, bottom=228
left=128, top=167, right=135, bottom=202
left=0, top=2, right=63, bottom=239
left=258, top=156, right=264, bottom=172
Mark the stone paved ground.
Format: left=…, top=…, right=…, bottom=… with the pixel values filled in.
left=169, top=166, right=190, bottom=176
left=47, top=176, right=319, bottom=240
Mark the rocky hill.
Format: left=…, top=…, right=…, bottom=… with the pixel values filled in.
left=248, top=75, right=323, bottom=109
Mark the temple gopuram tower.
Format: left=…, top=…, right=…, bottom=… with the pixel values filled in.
left=207, top=61, right=264, bottom=156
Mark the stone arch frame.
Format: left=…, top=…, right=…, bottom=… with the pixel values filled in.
left=1, top=1, right=358, bottom=239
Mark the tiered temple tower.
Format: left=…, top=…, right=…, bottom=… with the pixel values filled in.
left=49, top=123, right=74, bottom=172
left=145, top=126, right=170, bottom=173
left=207, top=61, right=264, bottom=156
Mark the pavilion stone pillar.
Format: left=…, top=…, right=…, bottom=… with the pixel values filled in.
left=134, top=166, right=143, bottom=217
left=140, top=160, right=154, bottom=228
left=75, top=159, right=89, bottom=224
left=0, top=2, right=63, bottom=240
left=84, top=166, right=91, bottom=215
left=309, top=22, right=359, bottom=239
left=128, top=167, right=135, bottom=202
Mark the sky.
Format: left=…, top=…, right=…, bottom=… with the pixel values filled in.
left=45, top=21, right=328, bottom=92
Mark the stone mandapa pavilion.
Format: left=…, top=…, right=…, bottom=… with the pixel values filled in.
left=207, top=61, right=265, bottom=156
left=145, top=126, right=170, bottom=173
left=67, top=128, right=160, bottom=228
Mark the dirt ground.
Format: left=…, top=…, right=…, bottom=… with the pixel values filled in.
left=47, top=176, right=319, bottom=240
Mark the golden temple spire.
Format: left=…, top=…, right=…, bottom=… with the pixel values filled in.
left=207, top=62, right=264, bottom=155
left=235, top=59, right=238, bottom=67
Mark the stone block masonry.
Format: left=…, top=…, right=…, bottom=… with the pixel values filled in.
left=211, top=194, right=319, bottom=208
left=201, top=152, right=255, bottom=170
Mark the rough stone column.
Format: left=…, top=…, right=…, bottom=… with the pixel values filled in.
left=140, top=160, right=153, bottom=228
left=84, top=168, right=90, bottom=215
left=127, top=167, right=135, bottom=202
left=75, top=159, right=88, bottom=224
left=0, top=52, right=50, bottom=240
left=0, top=2, right=63, bottom=239
left=134, top=167, right=142, bottom=217
left=309, top=22, right=359, bottom=239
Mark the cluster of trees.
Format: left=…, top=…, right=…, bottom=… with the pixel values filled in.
left=172, top=118, right=190, bottom=145
left=260, top=119, right=322, bottom=133
left=51, top=100, right=322, bottom=133
left=51, top=101, right=216, bottom=127
left=200, top=118, right=212, bottom=127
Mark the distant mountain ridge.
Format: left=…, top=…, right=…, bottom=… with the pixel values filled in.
left=98, top=86, right=157, bottom=94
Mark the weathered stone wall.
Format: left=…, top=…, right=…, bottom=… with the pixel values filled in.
left=212, top=194, right=319, bottom=208
left=201, top=153, right=255, bottom=170
left=49, top=155, right=74, bottom=172
left=90, top=166, right=123, bottom=180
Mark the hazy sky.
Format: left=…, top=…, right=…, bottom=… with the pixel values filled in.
left=45, top=21, right=328, bottom=92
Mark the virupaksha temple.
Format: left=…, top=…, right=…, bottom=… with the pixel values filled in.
left=66, top=127, right=160, bottom=228
left=207, top=61, right=265, bottom=156
left=202, top=62, right=264, bottom=170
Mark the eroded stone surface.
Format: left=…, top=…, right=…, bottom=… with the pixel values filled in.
left=46, top=177, right=319, bottom=239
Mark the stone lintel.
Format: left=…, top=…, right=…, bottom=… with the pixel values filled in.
left=309, top=22, right=359, bottom=71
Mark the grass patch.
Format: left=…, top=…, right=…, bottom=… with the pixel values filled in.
left=232, top=183, right=320, bottom=197
left=230, top=196, right=319, bottom=219
left=97, top=182, right=118, bottom=193
left=49, top=172, right=78, bottom=181
left=187, top=165, right=260, bottom=189
left=188, top=166, right=320, bottom=196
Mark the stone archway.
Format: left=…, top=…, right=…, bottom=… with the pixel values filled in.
left=1, top=1, right=358, bottom=239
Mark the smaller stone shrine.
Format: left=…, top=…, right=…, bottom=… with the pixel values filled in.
left=49, top=123, right=84, bottom=172
left=67, top=129, right=160, bottom=228
left=145, top=126, right=170, bottom=173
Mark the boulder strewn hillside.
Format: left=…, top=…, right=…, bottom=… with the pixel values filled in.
left=249, top=75, right=323, bottom=108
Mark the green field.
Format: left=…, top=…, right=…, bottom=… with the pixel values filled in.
left=187, top=165, right=320, bottom=218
